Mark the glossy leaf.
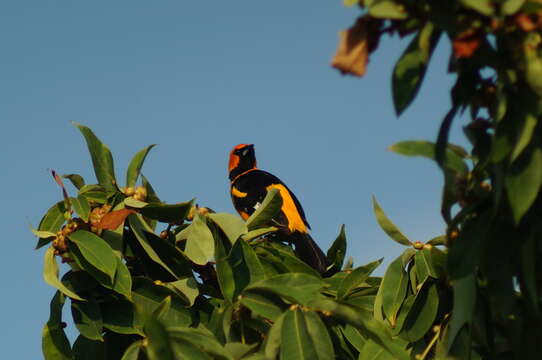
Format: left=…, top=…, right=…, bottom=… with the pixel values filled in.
left=303, top=311, right=334, bottom=359
left=380, top=255, right=408, bottom=325
left=113, top=256, right=132, bottom=299
left=185, top=214, right=215, bottom=265
left=372, top=196, right=412, bottom=246
left=447, top=275, right=476, bottom=351
left=389, top=140, right=468, bottom=174
left=78, top=184, right=107, bottom=204
left=132, top=278, right=192, bottom=329
left=42, top=291, right=72, bottom=360
left=37, top=201, right=67, bottom=249
left=102, top=301, right=141, bottom=335
left=245, top=273, right=325, bottom=305
left=280, top=308, right=318, bottom=360
left=326, top=224, right=347, bottom=274
left=126, top=144, right=156, bottom=188
left=358, top=339, right=395, bottom=360
left=145, top=317, right=175, bottom=360
left=120, top=340, right=143, bottom=360
left=245, top=188, right=282, bottom=230
left=63, top=173, right=85, bottom=189
left=511, top=114, right=537, bottom=161
left=264, top=312, right=285, bottom=359
left=73, top=122, right=117, bottom=191
left=168, top=327, right=232, bottom=360
left=68, top=230, right=118, bottom=282
left=337, top=258, right=382, bottom=300
left=208, top=212, right=247, bottom=244
left=71, top=299, right=103, bottom=341
left=72, top=336, right=105, bottom=360
left=460, top=0, right=494, bottom=15
left=506, top=147, right=542, bottom=224
left=240, top=291, right=285, bottom=321
left=168, top=278, right=199, bottom=307
left=392, top=23, right=440, bottom=115
left=395, top=283, right=439, bottom=342
left=414, top=249, right=438, bottom=283
left=71, top=195, right=91, bottom=222
left=140, top=200, right=193, bottom=223
left=128, top=214, right=180, bottom=278
left=368, top=0, right=408, bottom=19
left=43, top=247, right=84, bottom=301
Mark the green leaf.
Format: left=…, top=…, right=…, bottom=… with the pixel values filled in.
left=185, top=214, right=215, bottom=265
left=341, top=324, right=366, bottom=352
left=392, top=23, right=440, bottom=115
left=78, top=184, right=107, bottom=204
left=128, top=214, right=181, bottom=278
left=256, top=242, right=321, bottom=277
left=240, top=227, right=277, bottom=242
left=447, top=274, right=476, bottom=351
left=42, top=323, right=72, bottom=360
left=414, top=249, right=438, bottom=283
left=368, top=0, right=408, bottom=19
left=511, top=113, right=537, bottom=162
left=506, top=147, right=542, bottom=224
left=240, top=291, right=285, bottom=321
left=31, top=225, right=56, bottom=250
left=380, top=255, right=408, bottom=325
left=132, top=278, right=192, bottom=329
left=394, top=283, right=439, bottom=342
left=448, top=212, right=491, bottom=279
left=113, top=256, right=132, bottom=299
left=372, top=196, right=412, bottom=246
left=337, top=258, right=382, bottom=300
left=208, top=213, right=248, bottom=244
left=145, top=317, right=175, bottom=360
left=167, top=278, right=199, bottom=307
left=388, top=140, right=468, bottom=173
left=343, top=0, right=359, bottom=7
left=280, top=308, right=318, bottom=360
left=102, top=300, right=141, bottom=335
left=303, top=311, right=334, bottom=359
left=264, top=312, right=285, bottom=359
left=71, top=195, right=91, bottom=222
left=140, top=200, right=194, bottom=223
left=68, top=230, right=118, bottom=282
left=72, top=336, right=106, bottom=360
left=170, top=338, right=213, bottom=360
left=168, top=327, right=232, bottom=360
left=73, top=122, right=117, bottom=191
left=427, top=235, right=446, bottom=246
left=215, top=234, right=235, bottom=303
left=460, top=0, right=494, bottom=15
left=245, top=273, right=325, bottom=305
left=124, top=197, right=148, bottom=208
left=42, top=292, right=73, bottom=360
left=120, top=340, right=143, bottom=360
left=126, top=144, right=156, bottom=188
left=71, top=299, right=103, bottom=341
left=37, top=201, right=67, bottom=249
left=43, top=247, right=84, bottom=301
left=502, top=0, right=525, bottom=14
left=326, top=224, right=347, bottom=273
left=63, top=174, right=85, bottom=189
left=245, top=188, right=283, bottom=230
left=358, top=339, right=395, bottom=360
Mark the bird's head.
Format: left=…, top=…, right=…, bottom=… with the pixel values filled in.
left=229, top=144, right=256, bottom=181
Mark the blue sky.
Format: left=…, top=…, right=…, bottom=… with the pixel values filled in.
left=1, top=1, right=466, bottom=357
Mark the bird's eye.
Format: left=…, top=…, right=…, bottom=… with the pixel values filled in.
left=242, top=149, right=249, bottom=156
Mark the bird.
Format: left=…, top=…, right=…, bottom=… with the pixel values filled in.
left=228, top=143, right=327, bottom=273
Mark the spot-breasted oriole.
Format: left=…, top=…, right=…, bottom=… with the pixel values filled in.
left=228, top=144, right=327, bottom=273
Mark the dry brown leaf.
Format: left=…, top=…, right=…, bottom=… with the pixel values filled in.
left=452, top=28, right=482, bottom=59
left=97, top=208, right=136, bottom=230
left=331, top=16, right=381, bottom=77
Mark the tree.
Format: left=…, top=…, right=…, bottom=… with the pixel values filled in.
left=35, top=1, right=541, bottom=359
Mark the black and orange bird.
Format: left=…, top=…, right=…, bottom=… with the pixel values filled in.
left=228, top=144, right=327, bottom=273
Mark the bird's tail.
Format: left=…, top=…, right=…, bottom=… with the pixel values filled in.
left=291, top=231, right=328, bottom=273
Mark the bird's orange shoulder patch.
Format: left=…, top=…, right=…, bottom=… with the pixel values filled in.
left=266, top=183, right=308, bottom=233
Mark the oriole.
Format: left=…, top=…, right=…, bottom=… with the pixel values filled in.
left=228, top=144, right=327, bottom=273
